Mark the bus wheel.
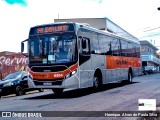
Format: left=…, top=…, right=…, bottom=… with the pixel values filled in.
left=128, top=72, right=132, bottom=83
left=52, top=89, right=63, bottom=95
left=93, top=76, right=101, bottom=91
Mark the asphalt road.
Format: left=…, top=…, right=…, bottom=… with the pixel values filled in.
left=0, top=73, right=160, bottom=120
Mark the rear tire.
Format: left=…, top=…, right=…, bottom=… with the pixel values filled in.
left=128, top=72, right=132, bottom=83
left=15, top=86, right=24, bottom=96
left=52, top=89, right=63, bottom=95
left=93, top=76, right=101, bottom=92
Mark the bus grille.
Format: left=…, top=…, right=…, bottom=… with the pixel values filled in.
left=33, top=80, right=63, bottom=86
left=31, top=66, right=67, bottom=72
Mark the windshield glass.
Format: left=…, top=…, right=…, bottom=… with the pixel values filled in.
left=29, top=33, right=77, bottom=64
left=3, top=72, right=21, bottom=80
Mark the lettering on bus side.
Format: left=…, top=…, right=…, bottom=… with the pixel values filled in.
left=33, top=74, right=46, bottom=78
left=116, top=60, right=128, bottom=65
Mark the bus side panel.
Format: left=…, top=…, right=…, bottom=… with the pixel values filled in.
left=91, top=54, right=106, bottom=84
left=105, top=69, right=116, bottom=83
left=79, top=59, right=93, bottom=88
left=106, top=56, right=141, bottom=81
left=106, top=56, right=125, bottom=83
left=117, top=68, right=125, bottom=81
left=132, top=57, right=142, bottom=77
left=132, top=67, right=142, bottom=77
left=78, top=28, right=93, bottom=88
left=105, top=68, right=128, bottom=83
left=62, top=72, right=80, bottom=89
left=121, top=68, right=128, bottom=80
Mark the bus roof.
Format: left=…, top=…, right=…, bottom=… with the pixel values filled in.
left=30, top=22, right=140, bottom=44
left=74, top=22, right=140, bottom=44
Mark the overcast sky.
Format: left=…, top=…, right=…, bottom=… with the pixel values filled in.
left=0, top=0, right=160, bottom=52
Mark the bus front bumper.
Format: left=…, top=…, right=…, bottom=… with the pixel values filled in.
left=27, top=74, right=79, bottom=89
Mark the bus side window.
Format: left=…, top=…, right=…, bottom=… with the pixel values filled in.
left=127, top=42, right=133, bottom=57
left=82, top=37, right=90, bottom=54
left=79, top=36, right=90, bottom=55
left=112, top=38, right=120, bottom=56
left=121, top=40, right=128, bottom=57
left=106, top=41, right=112, bottom=55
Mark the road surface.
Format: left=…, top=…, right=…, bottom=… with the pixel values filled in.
left=0, top=73, right=160, bottom=120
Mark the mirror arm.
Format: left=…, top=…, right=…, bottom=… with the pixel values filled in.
left=21, top=39, right=28, bottom=57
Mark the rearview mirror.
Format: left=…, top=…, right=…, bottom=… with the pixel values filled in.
left=21, top=42, right=24, bottom=53
left=21, top=39, right=28, bottom=57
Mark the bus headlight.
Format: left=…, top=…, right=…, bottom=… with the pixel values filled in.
left=65, top=69, right=77, bottom=79
left=71, top=69, right=77, bottom=75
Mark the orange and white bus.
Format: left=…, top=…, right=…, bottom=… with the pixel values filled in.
left=21, top=22, right=142, bottom=94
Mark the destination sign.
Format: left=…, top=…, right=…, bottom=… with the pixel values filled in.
left=29, top=24, right=74, bottom=35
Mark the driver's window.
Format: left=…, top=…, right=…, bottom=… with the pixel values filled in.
left=78, top=36, right=90, bottom=54
left=82, top=37, right=89, bottom=54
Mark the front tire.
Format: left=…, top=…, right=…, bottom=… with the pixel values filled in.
left=15, top=86, right=24, bottom=96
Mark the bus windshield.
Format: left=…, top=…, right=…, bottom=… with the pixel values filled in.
left=29, top=33, right=77, bottom=64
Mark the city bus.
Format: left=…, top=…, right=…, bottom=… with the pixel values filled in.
left=21, top=22, right=142, bottom=94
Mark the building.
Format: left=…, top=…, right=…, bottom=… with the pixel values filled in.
left=157, top=52, right=160, bottom=59
left=140, top=40, right=160, bottom=71
left=0, top=51, right=28, bottom=79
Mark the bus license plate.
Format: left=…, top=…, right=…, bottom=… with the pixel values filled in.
left=43, top=82, right=52, bottom=85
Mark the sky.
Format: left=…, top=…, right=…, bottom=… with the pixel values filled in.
left=0, top=0, right=160, bottom=52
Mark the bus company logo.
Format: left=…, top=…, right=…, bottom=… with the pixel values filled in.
left=54, top=73, right=63, bottom=78
left=116, top=60, right=128, bottom=65
left=33, top=73, right=48, bottom=78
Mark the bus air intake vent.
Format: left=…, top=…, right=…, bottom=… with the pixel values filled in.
left=34, top=80, right=63, bottom=86
left=31, top=66, right=67, bottom=72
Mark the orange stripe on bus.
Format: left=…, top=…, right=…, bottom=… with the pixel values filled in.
left=106, top=56, right=141, bottom=69
left=28, top=63, right=78, bottom=80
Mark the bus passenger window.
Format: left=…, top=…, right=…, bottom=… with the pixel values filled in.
left=112, top=38, right=120, bottom=56
left=106, top=42, right=112, bottom=55
left=82, top=37, right=90, bottom=54
left=121, top=40, right=128, bottom=57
